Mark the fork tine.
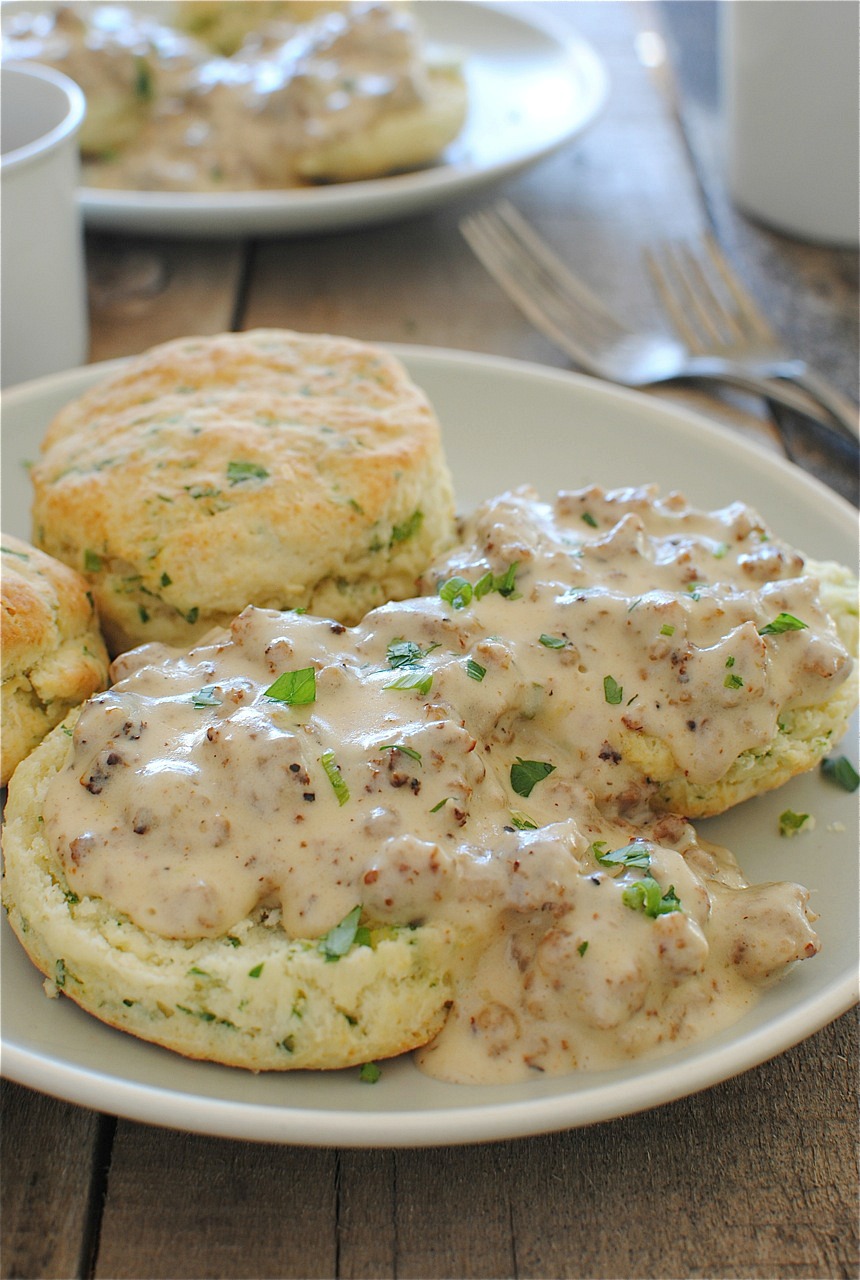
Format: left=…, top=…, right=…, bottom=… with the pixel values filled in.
left=645, top=242, right=737, bottom=353
left=700, top=232, right=778, bottom=346
left=461, top=202, right=624, bottom=349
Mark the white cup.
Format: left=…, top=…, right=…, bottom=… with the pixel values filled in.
left=1, top=61, right=89, bottom=387
left=722, top=0, right=860, bottom=247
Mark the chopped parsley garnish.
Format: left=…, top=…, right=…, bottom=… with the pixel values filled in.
left=465, top=658, right=487, bottom=681
left=724, top=673, right=744, bottom=690
left=359, top=1061, right=382, bottom=1083
left=439, top=576, right=473, bottom=609
left=386, top=638, right=425, bottom=668
left=659, top=624, right=675, bottom=637
left=160, top=572, right=172, bottom=588
left=248, top=964, right=264, bottom=978
left=430, top=797, right=450, bottom=813
left=509, top=809, right=538, bottom=830
left=320, top=750, right=349, bottom=805
left=227, top=460, right=269, bottom=485
left=593, top=839, right=652, bottom=870
left=539, top=633, right=566, bottom=648
left=758, top=613, right=808, bottom=636
left=384, top=669, right=433, bottom=696
left=318, top=906, right=369, bottom=960
left=134, top=57, right=154, bottom=101
left=820, top=755, right=860, bottom=792
left=577, top=940, right=589, bottom=957
left=725, top=655, right=735, bottom=667
left=84, top=549, right=103, bottom=572
left=581, top=511, right=598, bottom=528
left=603, top=675, right=623, bottom=705
left=475, top=563, right=520, bottom=600
left=185, top=607, right=199, bottom=625
left=191, top=685, right=221, bottom=708
left=510, top=757, right=556, bottom=798
left=778, top=809, right=811, bottom=837
left=390, top=509, right=423, bottom=545
left=622, top=877, right=682, bottom=918
left=264, top=667, right=316, bottom=705
left=380, top=744, right=422, bottom=764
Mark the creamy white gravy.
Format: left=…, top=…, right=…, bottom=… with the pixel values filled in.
left=2, top=2, right=451, bottom=191
left=43, top=486, right=849, bottom=1080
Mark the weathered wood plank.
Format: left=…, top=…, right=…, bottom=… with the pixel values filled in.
left=93, top=1126, right=337, bottom=1280
left=85, top=235, right=247, bottom=365
left=0, top=1080, right=106, bottom=1280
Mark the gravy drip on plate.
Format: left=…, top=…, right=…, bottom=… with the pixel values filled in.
left=42, top=487, right=850, bottom=1080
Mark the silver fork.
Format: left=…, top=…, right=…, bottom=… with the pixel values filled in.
left=460, top=201, right=859, bottom=441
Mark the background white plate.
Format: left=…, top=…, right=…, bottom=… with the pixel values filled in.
left=79, top=1, right=608, bottom=237
left=1, top=346, right=857, bottom=1147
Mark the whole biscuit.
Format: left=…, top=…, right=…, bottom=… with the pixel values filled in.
left=1, top=536, right=110, bottom=786
left=32, top=330, right=456, bottom=654
left=1, top=712, right=456, bottom=1071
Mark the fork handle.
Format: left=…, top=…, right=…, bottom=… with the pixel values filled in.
left=683, top=357, right=859, bottom=442
left=776, top=364, right=860, bottom=442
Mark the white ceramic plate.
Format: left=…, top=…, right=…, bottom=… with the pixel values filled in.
left=1, top=346, right=857, bottom=1147
left=79, top=2, right=608, bottom=237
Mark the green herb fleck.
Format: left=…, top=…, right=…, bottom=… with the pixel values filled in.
left=603, top=675, right=623, bottom=705
left=359, top=1061, right=382, bottom=1083
left=510, top=757, right=556, bottom=798
left=439, top=576, right=473, bottom=609
left=659, top=624, right=675, bottom=637
left=380, top=743, right=422, bottom=764
left=778, top=809, right=811, bottom=837
left=759, top=613, right=808, bottom=636
left=594, top=839, right=652, bottom=870
left=84, top=549, right=103, bottom=572
left=318, top=905, right=365, bottom=960
left=248, top=963, right=264, bottom=978
left=430, top=797, right=450, bottom=813
left=539, top=633, right=566, bottom=649
left=577, top=940, right=589, bottom=957
left=264, top=667, right=316, bottom=705
left=622, top=876, right=682, bottom=918
left=227, top=460, right=269, bottom=485
left=465, top=658, right=486, bottom=682
left=509, top=809, right=538, bottom=830
left=191, top=685, right=221, bottom=708
left=820, top=755, right=860, bottom=792
left=581, top=511, right=598, bottom=528
left=390, top=509, right=423, bottom=545
left=320, top=750, right=349, bottom=805
left=384, top=669, right=433, bottom=696
left=724, top=673, right=744, bottom=690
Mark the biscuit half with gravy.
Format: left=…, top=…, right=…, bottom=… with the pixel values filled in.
left=31, top=329, right=456, bottom=654
left=1, top=712, right=456, bottom=1070
left=1, top=536, right=110, bottom=786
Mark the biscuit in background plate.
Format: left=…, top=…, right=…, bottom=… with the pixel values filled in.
left=31, top=329, right=456, bottom=655
left=1, top=536, right=110, bottom=786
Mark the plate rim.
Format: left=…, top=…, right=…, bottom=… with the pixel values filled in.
left=74, top=0, right=610, bottom=235
left=1, top=344, right=857, bottom=1147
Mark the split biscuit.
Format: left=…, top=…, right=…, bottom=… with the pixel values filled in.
left=1, top=712, right=456, bottom=1071
left=1, top=536, right=109, bottom=786
left=31, top=329, right=456, bottom=655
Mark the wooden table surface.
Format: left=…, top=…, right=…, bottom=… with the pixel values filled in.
left=2, top=4, right=858, bottom=1278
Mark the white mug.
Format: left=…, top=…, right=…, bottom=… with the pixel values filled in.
left=722, top=0, right=860, bottom=247
left=1, top=61, right=89, bottom=387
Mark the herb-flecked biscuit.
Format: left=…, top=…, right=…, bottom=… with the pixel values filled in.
left=31, top=330, right=456, bottom=655
left=1, top=536, right=109, bottom=786
left=1, top=712, right=456, bottom=1070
